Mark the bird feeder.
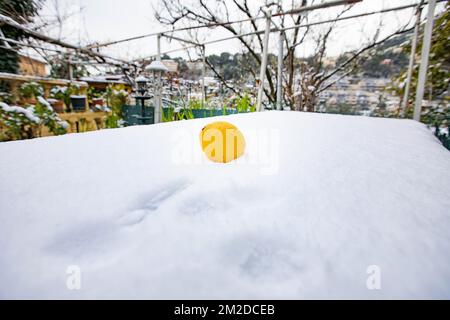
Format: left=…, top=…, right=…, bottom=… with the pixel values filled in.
left=145, top=60, right=169, bottom=123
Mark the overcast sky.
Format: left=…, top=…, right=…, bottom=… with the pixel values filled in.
left=37, top=0, right=445, bottom=62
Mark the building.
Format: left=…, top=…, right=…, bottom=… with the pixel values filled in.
left=162, top=60, right=179, bottom=75
left=78, top=75, right=132, bottom=91
left=19, top=54, right=48, bottom=77
left=186, top=61, right=203, bottom=71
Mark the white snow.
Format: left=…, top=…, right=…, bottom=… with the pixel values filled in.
left=37, top=96, right=54, bottom=111
left=0, top=111, right=450, bottom=299
left=0, top=102, right=40, bottom=123
left=135, top=76, right=149, bottom=83
left=57, top=120, right=69, bottom=130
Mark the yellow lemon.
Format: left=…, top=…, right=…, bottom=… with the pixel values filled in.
left=199, top=121, right=246, bottom=163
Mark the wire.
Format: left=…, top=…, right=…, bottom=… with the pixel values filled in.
left=0, top=36, right=66, bottom=53
left=85, top=0, right=362, bottom=49
left=132, top=1, right=436, bottom=61
left=0, top=13, right=134, bottom=66
left=1, top=0, right=443, bottom=67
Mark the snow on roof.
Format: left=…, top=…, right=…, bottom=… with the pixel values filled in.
left=79, top=76, right=128, bottom=84
left=0, top=111, right=449, bottom=299
left=0, top=72, right=88, bottom=87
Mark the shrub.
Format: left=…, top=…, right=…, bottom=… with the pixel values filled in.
left=34, top=97, right=69, bottom=136
left=187, top=98, right=202, bottom=110
left=235, top=93, right=255, bottom=112
left=50, top=85, right=72, bottom=110
left=104, top=84, right=129, bottom=128
left=0, top=91, right=13, bottom=104
left=0, top=97, right=68, bottom=141
left=18, top=82, right=44, bottom=99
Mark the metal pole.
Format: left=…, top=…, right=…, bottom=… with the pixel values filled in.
left=133, top=2, right=445, bottom=64
left=85, top=0, right=362, bottom=50
left=256, top=12, right=272, bottom=112
left=277, top=31, right=284, bottom=111
left=68, top=56, right=73, bottom=81
left=413, top=0, right=436, bottom=122
left=201, top=45, right=206, bottom=108
left=156, top=34, right=161, bottom=60
left=161, top=33, right=200, bottom=46
left=155, top=34, right=162, bottom=123
left=273, top=0, right=361, bottom=16
left=141, top=98, right=145, bottom=123
left=402, top=2, right=423, bottom=117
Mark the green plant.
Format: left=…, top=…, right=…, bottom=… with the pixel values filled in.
left=50, top=85, right=69, bottom=105
left=177, top=108, right=194, bottom=120
left=0, top=91, right=13, bottom=104
left=0, top=102, right=39, bottom=140
left=188, top=98, right=203, bottom=110
left=50, top=84, right=82, bottom=110
left=87, top=86, right=104, bottom=102
left=34, top=97, right=68, bottom=136
left=104, top=84, right=128, bottom=128
left=105, top=113, right=124, bottom=129
left=18, top=82, right=44, bottom=99
left=71, top=83, right=82, bottom=95
left=162, top=107, right=175, bottom=122
left=106, top=84, right=128, bottom=118
left=0, top=97, right=68, bottom=141
left=422, top=103, right=450, bottom=150
left=0, top=0, right=42, bottom=74
left=391, top=4, right=450, bottom=116
left=235, top=93, right=255, bottom=112
left=49, top=53, right=88, bottom=79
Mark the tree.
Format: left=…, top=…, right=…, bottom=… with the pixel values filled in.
left=392, top=4, right=450, bottom=116
left=48, top=53, right=89, bottom=79
left=0, top=0, right=42, bottom=74
left=295, top=5, right=418, bottom=112
left=338, top=33, right=410, bottom=79
left=207, top=52, right=241, bottom=80
left=155, top=0, right=421, bottom=111
left=155, top=0, right=312, bottom=107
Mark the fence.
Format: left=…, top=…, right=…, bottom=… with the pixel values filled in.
left=122, top=104, right=154, bottom=125
left=122, top=105, right=247, bottom=126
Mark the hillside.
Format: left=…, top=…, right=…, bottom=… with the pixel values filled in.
left=335, top=32, right=411, bottom=78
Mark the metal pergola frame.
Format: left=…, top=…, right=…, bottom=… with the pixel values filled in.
left=127, top=1, right=440, bottom=113
left=1, top=0, right=443, bottom=121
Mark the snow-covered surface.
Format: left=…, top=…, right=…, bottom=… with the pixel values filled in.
left=0, top=102, right=40, bottom=123
left=1, top=111, right=450, bottom=299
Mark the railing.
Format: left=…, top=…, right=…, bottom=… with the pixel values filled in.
left=122, top=105, right=247, bottom=126
left=58, top=111, right=110, bottom=133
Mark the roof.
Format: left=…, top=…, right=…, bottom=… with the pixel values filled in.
left=0, top=72, right=87, bottom=87
left=18, top=54, right=48, bottom=65
left=79, top=75, right=130, bottom=85
left=162, top=60, right=179, bottom=73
